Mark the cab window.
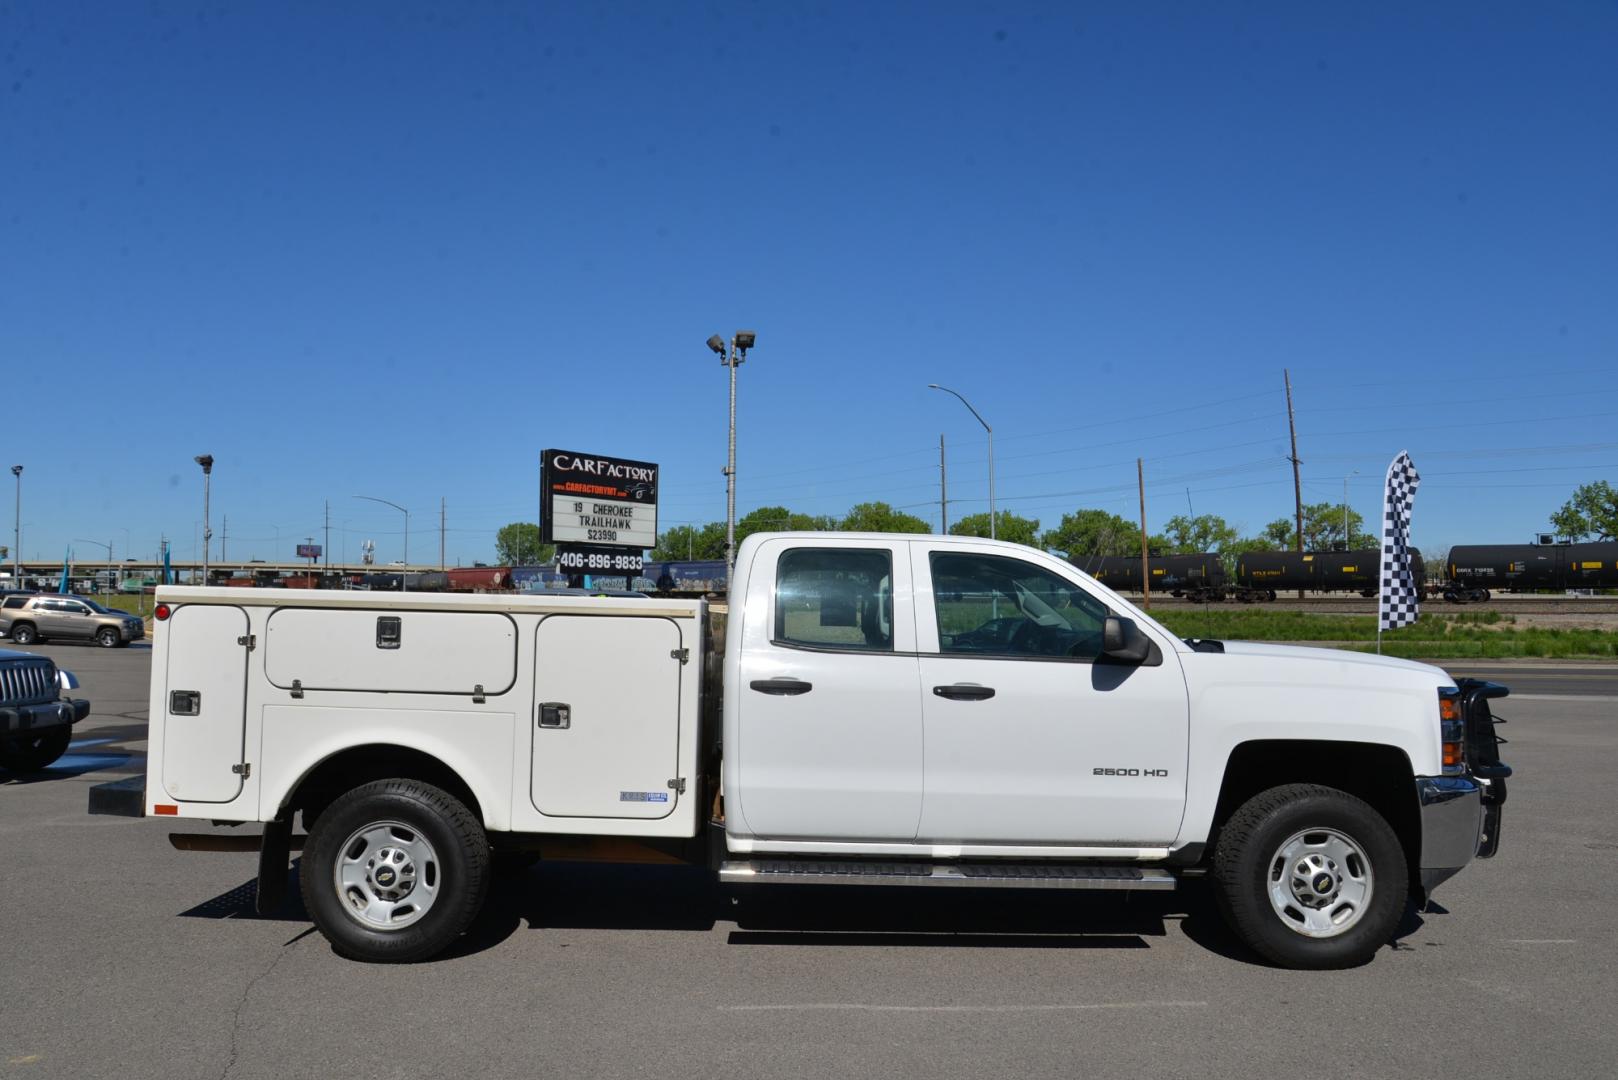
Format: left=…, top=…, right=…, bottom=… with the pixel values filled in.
left=931, top=552, right=1108, bottom=660
left=774, top=548, right=893, bottom=652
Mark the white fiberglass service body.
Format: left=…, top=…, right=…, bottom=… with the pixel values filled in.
left=145, top=588, right=706, bottom=840
left=721, top=533, right=1447, bottom=859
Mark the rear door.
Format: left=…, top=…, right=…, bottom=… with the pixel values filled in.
left=733, top=538, right=923, bottom=841
left=161, top=604, right=250, bottom=803
left=530, top=614, right=684, bottom=819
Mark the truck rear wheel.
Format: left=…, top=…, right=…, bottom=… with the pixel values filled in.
left=299, top=779, right=490, bottom=963
left=0, top=727, right=72, bottom=773
left=1212, top=783, right=1407, bottom=969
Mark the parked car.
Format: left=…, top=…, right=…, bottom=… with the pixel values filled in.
left=0, top=647, right=90, bottom=772
left=0, top=594, right=144, bottom=647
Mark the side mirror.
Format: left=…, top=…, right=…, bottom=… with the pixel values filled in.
left=1102, top=616, right=1151, bottom=663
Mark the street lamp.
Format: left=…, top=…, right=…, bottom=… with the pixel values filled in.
left=354, top=495, right=409, bottom=590
left=708, top=330, right=757, bottom=568
left=194, top=455, right=213, bottom=585
left=1343, top=470, right=1360, bottom=548
left=10, top=465, right=20, bottom=584
left=73, top=538, right=114, bottom=597
left=928, top=385, right=996, bottom=539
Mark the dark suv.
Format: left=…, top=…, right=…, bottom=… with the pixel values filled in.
left=0, top=647, right=90, bottom=772
left=0, top=594, right=144, bottom=647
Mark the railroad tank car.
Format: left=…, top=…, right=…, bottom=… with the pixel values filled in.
left=1234, top=549, right=1425, bottom=598
left=1071, top=553, right=1226, bottom=599
left=1448, top=542, right=1618, bottom=592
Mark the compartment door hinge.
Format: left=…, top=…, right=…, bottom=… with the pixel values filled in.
left=472, top=684, right=486, bottom=704
left=668, top=777, right=686, bottom=794
left=237, top=634, right=256, bottom=650
left=290, top=679, right=304, bottom=699
left=670, top=648, right=690, bottom=664
left=232, top=762, right=252, bottom=778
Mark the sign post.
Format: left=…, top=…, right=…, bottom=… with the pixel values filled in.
left=540, top=450, right=659, bottom=589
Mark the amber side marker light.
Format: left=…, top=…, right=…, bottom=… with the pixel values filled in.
left=1439, top=693, right=1465, bottom=774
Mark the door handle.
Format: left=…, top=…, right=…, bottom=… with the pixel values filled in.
left=933, top=683, right=995, bottom=701
left=750, top=678, right=813, bottom=696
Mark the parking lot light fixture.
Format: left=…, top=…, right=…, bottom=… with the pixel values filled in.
left=711, top=331, right=757, bottom=568
left=10, top=465, right=20, bottom=584
left=928, top=385, right=995, bottom=540
left=194, top=455, right=213, bottom=585
left=353, top=495, right=409, bottom=591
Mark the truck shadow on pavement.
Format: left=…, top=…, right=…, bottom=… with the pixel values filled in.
left=177, top=859, right=1433, bottom=965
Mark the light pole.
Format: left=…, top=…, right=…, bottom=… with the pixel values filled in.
left=194, top=455, right=213, bottom=585
left=928, top=384, right=996, bottom=539
left=73, top=539, right=114, bottom=598
left=354, top=495, right=409, bottom=590
left=10, top=465, right=20, bottom=584
left=1343, top=470, right=1360, bottom=548
left=707, top=330, right=756, bottom=568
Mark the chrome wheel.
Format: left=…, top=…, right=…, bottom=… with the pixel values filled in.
left=1266, top=827, right=1373, bottom=938
left=332, top=820, right=440, bottom=931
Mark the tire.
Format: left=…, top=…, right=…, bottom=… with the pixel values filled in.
left=8, top=623, right=38, bottom=645
left=97, top=627, right=120, bottom=648
left=299, top=779, right=490, bottom=963
left=0, top=726, right=73, bottom=773
left=1212, top=783, right=1408, bottom=969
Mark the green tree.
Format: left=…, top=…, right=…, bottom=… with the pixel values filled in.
left=495, top=522, right=554, bottom=566
left=1040, top=509, right=1139, bottom=559
left=839, top=502, right=932, bottom=534
left=948, top=511, right=1041, bottom=547
left=1551, top=480, right=1618, bottom=541
left=1161, top=514, right=1240, bottom=554
left=735, top=505, right=836, bottom=544
left=1262, top=504, right=1376, bottom=551
left=652, top=522, right=727, bottom=561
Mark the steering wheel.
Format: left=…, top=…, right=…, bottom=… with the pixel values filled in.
left=1008, top=619, right=1041, bottom=655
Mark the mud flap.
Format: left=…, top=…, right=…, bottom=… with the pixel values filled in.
left=256, top=816, right=292, bottom=914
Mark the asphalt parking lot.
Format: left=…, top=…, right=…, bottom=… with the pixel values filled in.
left=3, top=644, right=1615, bottom=1079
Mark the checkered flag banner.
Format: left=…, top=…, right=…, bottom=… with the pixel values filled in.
left=1379, top=450, right=1422, bottom=632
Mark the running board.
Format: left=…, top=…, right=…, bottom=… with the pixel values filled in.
left=718, top=859, right=1176, bottom=891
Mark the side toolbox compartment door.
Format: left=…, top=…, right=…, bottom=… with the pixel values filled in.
left=531, top=614, right=683, bottom=819
left=161, top=604, right=250, bottom=803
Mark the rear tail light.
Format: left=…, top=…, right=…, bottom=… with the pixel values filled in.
left=1439, top=691, right=1465, bottom=775
left=154, top=603, right=171, bottom=621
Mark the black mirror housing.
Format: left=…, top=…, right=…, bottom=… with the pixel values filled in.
left=1102, top=616, right=1151, bottom=663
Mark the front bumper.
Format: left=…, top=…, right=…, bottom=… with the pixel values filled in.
left=0, top=697, right=91, bottom=735
left=1416, top=771, right=1508, bottom=895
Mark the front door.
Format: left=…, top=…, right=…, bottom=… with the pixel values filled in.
left=916, top=546, right=1189, bottom=846
left=160, top=604, right=250, bottom=803
left=733, top=538, right=923, bottom=841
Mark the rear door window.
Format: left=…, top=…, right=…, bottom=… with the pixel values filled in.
left=774, top=548, right=894, bottom=652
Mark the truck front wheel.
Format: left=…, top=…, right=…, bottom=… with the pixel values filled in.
left=300, top=779, right=490, bottom=963
left=1212, top=783, right=1407, bottom=969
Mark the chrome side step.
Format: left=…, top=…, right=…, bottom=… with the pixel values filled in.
left=718, top=859, right=1176, bottom=891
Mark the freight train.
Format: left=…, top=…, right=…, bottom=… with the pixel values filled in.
left=1070, top=554, right=1229, bottom=602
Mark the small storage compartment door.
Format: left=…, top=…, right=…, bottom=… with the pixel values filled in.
left=531, top=615, right=682, bottom=819
left=161, top=604, right=250, bottom=803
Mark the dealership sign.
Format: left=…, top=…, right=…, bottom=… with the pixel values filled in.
left=540, top=449, right=658, bottom=550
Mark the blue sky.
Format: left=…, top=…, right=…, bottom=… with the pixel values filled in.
left=3, top=2, right=1615, bottom=566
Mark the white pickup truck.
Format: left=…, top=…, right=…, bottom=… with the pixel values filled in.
left=90, top=532, right=1510, bottom=969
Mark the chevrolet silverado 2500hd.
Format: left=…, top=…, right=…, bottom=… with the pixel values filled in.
left=89, top=532, right=1509, bottom=968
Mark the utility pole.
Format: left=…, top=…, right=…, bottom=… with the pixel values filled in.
left=1138, top=457, right=1151, bottom=610
left=939, top=434, right=949, bottom=533
left=324, top=500, right=331, bottom=572
left=440, top=497, right=446, bottom=571
left=221, top=515, right=227, bottom=563
left=1284, top=369, right=1304, bottom=599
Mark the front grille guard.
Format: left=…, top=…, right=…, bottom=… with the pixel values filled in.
left=1456, top=678, right=1511, bottom=858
